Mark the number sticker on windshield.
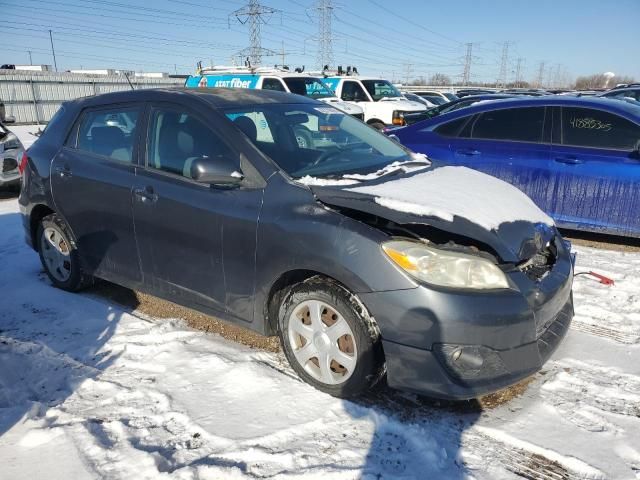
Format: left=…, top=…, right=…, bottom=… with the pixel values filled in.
left=569, top=117, right=612, bottom=131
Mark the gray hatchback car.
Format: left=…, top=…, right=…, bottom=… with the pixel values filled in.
left=19, top=88, right=574, bottom=399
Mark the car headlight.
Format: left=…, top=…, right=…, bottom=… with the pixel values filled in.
left=391, top=110, right=406, bottom=126
left=2, top=134, right=21, bottom=150
left=382, top=239, right=510, bottom=290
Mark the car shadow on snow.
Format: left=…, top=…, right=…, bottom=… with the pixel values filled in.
left=341, top=382, right=483, bottom=479
left=0, top=211, right=135, bottom=439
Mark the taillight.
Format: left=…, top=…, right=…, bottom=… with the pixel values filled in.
left=18, top=151, right=28, bottom=174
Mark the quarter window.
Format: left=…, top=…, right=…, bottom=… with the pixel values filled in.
left=434, top=117, right=469, bottom=137
left=147, top=108, right=234, bottom=178
left=561, top=107, right=640, bottom=150
left=76, top=107, right=139, bottom=162
left=471, top=107, right=545, bottom=143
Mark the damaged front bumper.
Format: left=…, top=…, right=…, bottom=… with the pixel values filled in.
left=359, top=238, right=574, bottom=400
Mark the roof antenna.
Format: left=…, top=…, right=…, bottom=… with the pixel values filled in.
left=123, top=71, right=135, bottom=90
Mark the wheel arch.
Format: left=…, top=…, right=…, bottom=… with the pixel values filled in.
left=29, top=204, right=56, bottom=251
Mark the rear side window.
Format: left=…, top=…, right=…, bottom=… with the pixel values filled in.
left=471, top=107, right=545, bottom=143
left=147, top=107, right=234, bottom=178
left=262, top=78, right=286, bottom=92
left=561, top=107, right=640, bottom=150
left=434, top=116, right=469, bottom=137
left=76, top=107, right=139, bottom=163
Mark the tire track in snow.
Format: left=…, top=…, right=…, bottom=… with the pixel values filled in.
left=540, top=360, right=640, bottom=434
left=462, top=427, right=606, bottom=480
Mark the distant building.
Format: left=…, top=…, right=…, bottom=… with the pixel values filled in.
left=6, top=65, right=52, bottom=72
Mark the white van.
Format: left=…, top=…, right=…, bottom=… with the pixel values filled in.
left=322, top=75, right=427, bottom=129
left=185, top=66, right=364, bottom=120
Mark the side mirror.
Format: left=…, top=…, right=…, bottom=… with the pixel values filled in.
left=3, top=115, right=15, bottom=124
left=189, top=155, right=244, bottom=185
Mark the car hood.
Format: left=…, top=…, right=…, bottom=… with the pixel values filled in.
left=378, top=97, right=427, bottom=112
left=307, top=165, right=556, bottom=263
left=319, top=97, right=364, bottom=115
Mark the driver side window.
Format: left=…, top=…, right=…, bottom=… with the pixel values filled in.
left=341, top=81, right=367, bottom=102
left=147, top=107, right=234, bottom=179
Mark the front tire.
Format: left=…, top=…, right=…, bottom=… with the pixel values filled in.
left=369, top=121, right=386, bottom=131
left=278, top=277, right=384, bottom=397
left=37, top=213, right=91, bottom=291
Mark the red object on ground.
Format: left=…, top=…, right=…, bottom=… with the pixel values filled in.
left=588, top=271, right=615, bottom=286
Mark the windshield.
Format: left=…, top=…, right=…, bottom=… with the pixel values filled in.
left=224, top=103, right=410, bottom=179
left=283, top=77, right=335, bottom=99
left=361, top=80, right=403, bottom=101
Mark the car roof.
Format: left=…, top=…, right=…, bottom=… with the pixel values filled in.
left=466, top=95, right=638, bottom=114
left=64, top=87, right=318, bottom=110
left=403, top=96, right=640, bottom=130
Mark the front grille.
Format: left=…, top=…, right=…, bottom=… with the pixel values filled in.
left=537, top=297, right=573, bottom=360
left=2, top=158, right=18, bottom=173
left=352, top=113, right=364, bottom=121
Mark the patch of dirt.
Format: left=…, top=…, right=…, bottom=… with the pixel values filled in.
left=478, top=375, right=538, bottom=409
left=89, top=281, right=281, bottom=353
left=562, top=229, right=640, bottom=253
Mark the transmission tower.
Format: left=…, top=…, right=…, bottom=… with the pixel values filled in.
left=313, top=0, right=334, bottom=70
left=497, top=41, right=510, bottom=88
left=515, top=57, right=524, bottom=87
left=231, top=0, right=278, bottom=66
left=536, top=61, right=546, bottom=88
left=462, top=43, right=473, bottom=86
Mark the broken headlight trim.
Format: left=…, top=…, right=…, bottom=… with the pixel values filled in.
left=382, top=239, right=510, bottom=290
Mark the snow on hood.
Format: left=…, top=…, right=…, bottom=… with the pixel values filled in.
left=348, top=166, right=554, bottom=231
left=296, top=155, right=431, bottom=186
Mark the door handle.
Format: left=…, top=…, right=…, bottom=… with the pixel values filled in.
left=554, top=156, right=583, bottom=165
left=455, top=148, right=481, bottom=156
left=54, top=165, right=72, bottom=178
left=134, top=186, right=158, bottom=203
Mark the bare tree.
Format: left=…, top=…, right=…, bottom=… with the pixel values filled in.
left=574, top=74, right=636, bottom=90
left=429, top=73, right=451, bottom=86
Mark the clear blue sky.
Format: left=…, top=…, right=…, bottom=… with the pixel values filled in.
left=2, top=0, right=638, bottom=85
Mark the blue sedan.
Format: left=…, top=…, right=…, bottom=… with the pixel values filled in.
left=393, top=97, right=640, bottom=238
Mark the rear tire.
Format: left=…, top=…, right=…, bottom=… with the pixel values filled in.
left=278, top=277, right=384, bottom=398
left=37, top=213, right=92, bottom=291
left=369, top=121, right=386, bottom=131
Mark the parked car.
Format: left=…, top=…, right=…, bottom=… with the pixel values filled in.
left=322, top=75, right=427, bottom=128
left=499, top=88, right=551, bottom=96
left=20, top=88, right=574, bottom=400
left=0, top=121, right=24, bottom=188
left=402, top=92, right=436, bottom=108
left=393, top=96, right=640, bottom=238
left=184, top=66, right=364, bottom=121
left=393, top=94, right=519, bottom=126
left=599, top=86, right=640, bottom=103
left=412, top=90, right=459, bottom=103
left=455, top=88, right=496, bottom=98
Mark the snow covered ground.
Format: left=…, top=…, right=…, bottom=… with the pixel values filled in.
left=0, top=195, right=639, bottom=479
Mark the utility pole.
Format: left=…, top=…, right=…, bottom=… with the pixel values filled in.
left=281, top=40, right=285, bottom=66
left=536, top=61, right=546, bottom=88
left=28, top=50, right=33, bottom=65
left=462, top=42, right=473, bottom=86
left=231, top=0, right=278, bottom=66
left=313, top=0, right=334, bottom=70
left=497, top=41, right=510, bottom=88
left=515, top=57, right=524, bottom=87
left=552, top=63, right=562, bottom=89
left=49, top=29, right=58, bottom=72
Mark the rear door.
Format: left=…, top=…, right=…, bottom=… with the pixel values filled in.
left=50, top=104, right=142, bottom=286
left=132, top=102, right=263, bottom=322
left=549, top=106, right=640, bottom=235
left=444, top=106, right=555, bottom=212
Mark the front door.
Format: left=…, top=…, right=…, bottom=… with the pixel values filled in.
left=549, top=106, right=640, bottom=235
left=133, top=104, right=263, bottom=321
left=50, top=104, right=142, bottom=286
